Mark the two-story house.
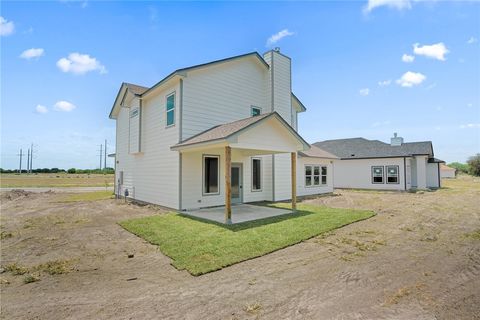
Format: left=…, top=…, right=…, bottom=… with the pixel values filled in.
left=109, top=49, right=337, bottom=222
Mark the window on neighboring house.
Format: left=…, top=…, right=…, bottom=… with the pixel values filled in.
left=251, top=106, right=261, bottom=116
left=252, top=158, right=262, bottom=191
left=166, top=93, right=175, bottom=126
left=321, top=166, right=327, bottom=185
left=386, top=165, right=399, bottom=184
left=305, top=165, right=321, bottom=186
left=203, top=155, right=219, bottom=194
left=372, top=166, right=384, bottom=184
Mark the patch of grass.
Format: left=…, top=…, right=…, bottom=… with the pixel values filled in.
left=35, top=259, right=74, bottom=275
left=120, top=203, right=374, bottom=275
left=244, top=302, right=262, bottom=314
left=59, top=191, right=113, bottom=202
left=0, top=230, right=13, bottom=239
left=0, top=173, right=114, bottom=188
left=465, top=229, right=480, bottom=240
left=23, top=274, right=40, bottom=284
left=4, top=263, right=29, bottom=275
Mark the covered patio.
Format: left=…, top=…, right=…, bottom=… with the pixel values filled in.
left=183, top=204, right=292, bottom=224
left=171, top=112, right=310, bottom=224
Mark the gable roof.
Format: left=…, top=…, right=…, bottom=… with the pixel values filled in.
left=124, top=82, right=148, bottom=95
left=172, top=112, right=310, bottom=150
left=142, top=52, right=269, bottom=97
left=298, top=145, right=338, bottom=159
left=110, top=51, right=308, bottom=119
left=313, top=137, right=434, bottom=159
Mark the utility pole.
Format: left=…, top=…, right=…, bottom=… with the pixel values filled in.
left=30, top=143, right=34, bottom=173
left=18, top=148, right=23, bottom=174
left=99, top=144, right=103, bottom=170
left=27, top=149, right=30, bottom=173
left=104, top=139, right=107, bottom=169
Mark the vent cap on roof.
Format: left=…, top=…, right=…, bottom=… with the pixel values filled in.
left=391, top=132, right=404, bottom=146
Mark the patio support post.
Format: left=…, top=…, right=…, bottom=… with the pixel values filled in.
left=225, top=146, right=232, bottom=224
left=291, top=152, right=297, bottom=212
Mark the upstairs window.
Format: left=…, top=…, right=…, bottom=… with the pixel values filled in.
left=252, top=158, right=262, bottom=191
left=372, top=166, right=384, bottom=184
left=251, top=106, right=261, bottom=117
left=386, top=165, right=399, bottom=184
left=166, top=93, right=175, bottom=127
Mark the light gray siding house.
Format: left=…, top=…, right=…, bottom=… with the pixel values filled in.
left=110, top=50, right=335, bottom=217
left=314, top=134, right=444, bottom=191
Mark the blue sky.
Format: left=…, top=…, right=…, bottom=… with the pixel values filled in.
left=1, top=0, right=479, bottom=169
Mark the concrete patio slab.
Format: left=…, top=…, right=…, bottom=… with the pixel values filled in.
left=183, top=204, right=292, bottom=224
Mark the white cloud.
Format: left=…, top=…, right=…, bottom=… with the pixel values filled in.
left=54, top=100, right=76, bottom=112
left=0, top=16, right=15, bottom=36
left=56, top=52, right=107, bottom=75
left=396, top=71, right=426, bottom=87
left=20, top=48, right=45, bottom=60
left=35, top=105, right=48, bottom=114
left=413, top=42, right=449, bottom=61
left=266, top=29, right=295, bottom=47
left=459, top=123, right=480, bottom=129
left=402, top=53, right=415, bottom=63
left=363, top=0, right=411, bottom=14
left=467, top=37, right=478, bottom=44
left=467, top=103, right=473, bottom=108
left=359, top=88, right=370, bottom=96
left=372, top=120, right=391, bottom=127
left=378, top=79, right=391, bottom=87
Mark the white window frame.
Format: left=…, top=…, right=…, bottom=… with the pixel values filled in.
left=202, top=155, right=220, bottom=195
left=305, top=165, right=321, bottom=187
left=372, top=166, right=384, bottom=184
left=165, top=92, right=175, bottom=128
left=321, top=166, right=327, bottom=185
left=251, top=157, right=262, bottom=192
left=386, top=165, right=400, bottom=184
left=251, top=106, right=261, bottom=117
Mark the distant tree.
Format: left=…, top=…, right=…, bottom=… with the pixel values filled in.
left=448, top=162, right=469, bottom=174
left=467, top=154, right=480, bottom=176
left=67, top=168, right=76, bottom=174
left=50, top=168, right=60, bottom=173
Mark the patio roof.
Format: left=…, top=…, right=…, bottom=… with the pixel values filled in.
left=171, top=112, right=310, bottom=152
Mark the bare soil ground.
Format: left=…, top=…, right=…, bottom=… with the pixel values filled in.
left=1, top=176, right=479, bottom=320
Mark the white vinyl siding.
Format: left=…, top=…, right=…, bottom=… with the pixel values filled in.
left=182, top=57, right=268, bottom=140
left=297, top=157, right=334, bottom=196
left=332, top=158, right=406, bottom=190
left=115, top=82, right=180, bottom=209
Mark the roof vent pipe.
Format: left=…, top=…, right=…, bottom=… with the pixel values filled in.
left=391, top=132, right=404, bottom=146
left=274, top=47, right=280, bottom=52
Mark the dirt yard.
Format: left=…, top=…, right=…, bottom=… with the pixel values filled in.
left=1, top=177, right=479, bottom=319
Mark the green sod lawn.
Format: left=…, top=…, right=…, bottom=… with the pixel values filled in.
left=120, top=203, right=375, bottom=275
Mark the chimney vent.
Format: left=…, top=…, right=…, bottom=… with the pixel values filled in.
left=274, top=47, right=280, bottom=52
left=391, top=133, right=404, bottom=146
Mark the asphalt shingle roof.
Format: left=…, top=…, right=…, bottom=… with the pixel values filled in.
left=298, top=145, right=338, bottom=159
left=173, top=113, right=274, bottom=148
left=313, top=137, right=434, bottom=159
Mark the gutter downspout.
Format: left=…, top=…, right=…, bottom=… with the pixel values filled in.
left=437, top=162, right=441, bottom=188
left=404, top=157, right=407, bottom=191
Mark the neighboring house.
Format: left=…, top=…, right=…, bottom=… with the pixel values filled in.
left=314, top=133, right=445, bottom=190
left=440, top=164, right=456, bottom=178
left=109, top=50, right=335, bottom=215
